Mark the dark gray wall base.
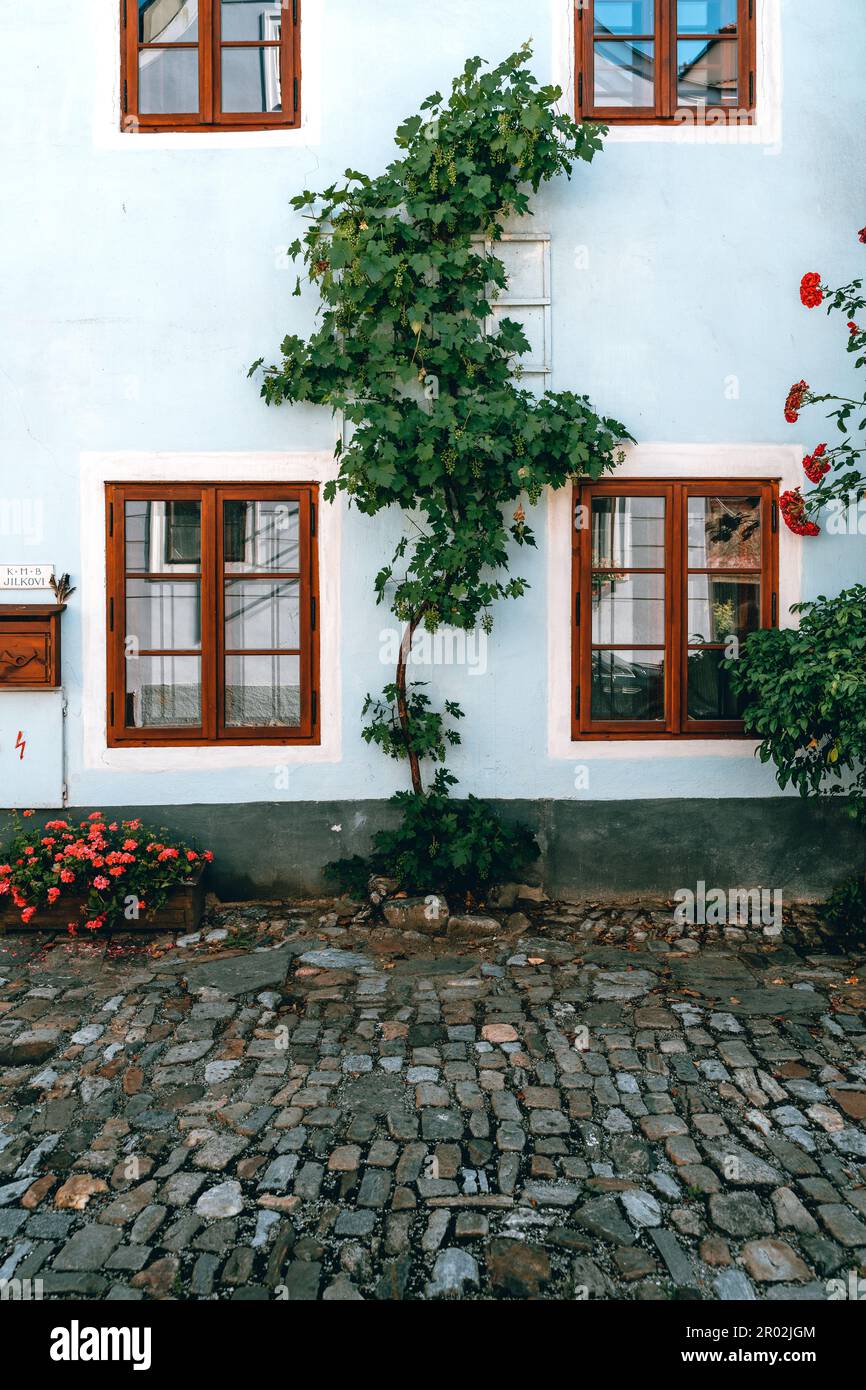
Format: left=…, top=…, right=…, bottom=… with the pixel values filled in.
left=1, top=799, right=862, bottom=903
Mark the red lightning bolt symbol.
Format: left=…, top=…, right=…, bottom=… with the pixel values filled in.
left=15, top=731, right=25, bottom=760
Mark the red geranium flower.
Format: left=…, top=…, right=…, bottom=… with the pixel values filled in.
left=799, top=272, right=823, bottom=308
left=780, top=488, right=820, bottom=536
left=785, top=380, right=810, bottom=423
left=859, top=227, right=866, bottom=244
left=849, top=321, right=861, bottom=335
left=21, top=907, right=36, bottom=923
left=803, top=443, right=830, bottom=483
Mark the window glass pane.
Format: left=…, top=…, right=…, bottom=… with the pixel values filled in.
left=687, top=649, right=745, bottom=720
left=687, top=576, right=760, bottom=643
left=126, top=655, right=201, bottom=727
left=221, top=46, right=282, bottom=113
left=225, top=580, right=300, bottom=650
left=125, top=501, right=201, bottom=573
left=221, top=0, right=282, bottom=41
left=590, top=650, right=665, bottom=721
left=224, top=500, right=299, bottom=570
left=677, top=38, right=738, bottom=105
left=225, top=655, right=300, bottom=726
left=592, top=495, right=665, bottom=568
left=677, top=1, right=738, bottom=34
left=591, top=573, right=665, bottom=645
left=594, top=40, right=655, bottom=107
left=687, top=496, right=760, bottom=568
left=126, top=580, right=201, bottom=650
left=139, top=0, right=199, bottom=43
left=595, top=1, right=654, bottom=34
left=138, top=47, right=199, bottom=114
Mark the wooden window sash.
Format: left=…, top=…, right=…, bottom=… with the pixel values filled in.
left=576, top=0, right=755, bottom=126
left=572, top=477, right=778, bottom=740
left=106, top=482, right=320, bottom=747
left=122, top=0, right=301, bottom=132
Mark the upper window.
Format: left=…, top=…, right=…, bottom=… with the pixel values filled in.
left=572, top=479, right=778, bottom=738
left=106, top=483, right=319, bottom=746
left=575, top=0, right=755, bottom=125
left=121, top=0, right=301, bottom=132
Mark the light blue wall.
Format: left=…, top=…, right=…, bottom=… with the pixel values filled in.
left=0, top=0, right=863, bottom=808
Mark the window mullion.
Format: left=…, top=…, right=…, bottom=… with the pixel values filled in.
left=201, top=487, right=218, bottom=740
left=658, top=0, right=674, bottom=121
left=201, top=0, right=215, bottom=124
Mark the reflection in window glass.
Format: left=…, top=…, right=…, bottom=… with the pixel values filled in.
left=687, top=497, right=760, bottom=568
left=687, top=576, right=760, bottom=644
left=224, top=581, right=300, bottom=650
left=677, top=1, right=738, bottom=35
left=126, top=655, right=201, bottom=726
left=687, top=649, right=745, bottom=720
left=595, top=1, right=654, bottom=35
left=221, top=46, right=282, bottom=112
left=125, top=581, right=201, bottom=650
left=125, top=501, right=201, bottom=573
left=139, top=0, right=199, bottom=44
left=224, top=501, right=298, bottom=570
left=221, top=0, right=282, bottom=42
left=594, top=40, right=655, bottom=106
left=225, top=655, right=300, bottom=726
left=591, top=649, right=665, bottom=721
left=138, top=47, right=199, bottom=113
left=592, top=573, right=665, bottom=645
left=677, top=38, right=738, bottom=105
left=592, top=496, right=665, bottom=569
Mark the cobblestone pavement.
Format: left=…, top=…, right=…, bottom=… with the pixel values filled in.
left=1, top=899, right=865, bottom=1301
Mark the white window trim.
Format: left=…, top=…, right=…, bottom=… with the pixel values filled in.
left=547, top=442, right=804, bottom=760
left=553, top=0, right=782, bottom=149
left=79, top=451, right=341, bottom=772
left=479, top=232, right=553, bottom=388
left=92, top=0, right=323, bottom=151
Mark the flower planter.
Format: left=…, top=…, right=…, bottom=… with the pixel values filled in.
left=0, top=867, right=206, bottom=935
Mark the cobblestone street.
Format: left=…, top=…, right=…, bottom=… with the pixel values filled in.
left=1, top=900, right=865, bottom=1302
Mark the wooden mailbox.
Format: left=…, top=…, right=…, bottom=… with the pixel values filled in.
left=0, top=604, right=66, bottom=689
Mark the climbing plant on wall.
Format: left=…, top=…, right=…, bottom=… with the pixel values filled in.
left=252, top=46, right=630, bottom=889
left=780, top=229, right=866, bottom=534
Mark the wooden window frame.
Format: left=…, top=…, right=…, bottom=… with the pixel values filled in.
left=106, top=481, right=320, bottom=747
left=121, top=0, right=301, bottom=133
left=571, top=477, right=778, bottom=740
left=575, top=0, right=756, bottom=126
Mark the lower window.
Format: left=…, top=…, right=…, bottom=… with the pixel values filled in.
left=572, top=478, right=778, bottom=738
left=106, top=482, right=319, bottom=746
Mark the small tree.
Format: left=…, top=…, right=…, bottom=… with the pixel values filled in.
left=252, top=48, right=630, bottom=889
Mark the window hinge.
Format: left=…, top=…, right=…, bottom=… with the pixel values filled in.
left=292, top=0, right=298, bottom=24
left=109, top=597, right=114, bottom=633
left=310, top=501, right=316, bottom=537
left=121, top=0, right=127, bottom=30
left=293, top=77, right=299, bottom=113
left=577, top=73, right=583, bottom=109
left=110, top=692, right=115, bottom=725
left=108, top=501, right=114, bottom=537
left=575, top=688, right=580, bottom=721
left=311, top=690, right=318, bottom=725
left=311, top=595, right=317, bottom=630
left=749, top=71, right=755, bottom=107
left=771, top=499, right=778, bottom=533
left=574, top=592, right=581, bottom=626
left=771, top=592, right=778, bottom=625
left=749, top=0, right=754, bottom=17
left=123, top=79, right=128, bottom=114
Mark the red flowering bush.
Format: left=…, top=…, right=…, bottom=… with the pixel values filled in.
left=0, top=812, right=213, bottom=934
left=783, top=225, right=866, bottom=533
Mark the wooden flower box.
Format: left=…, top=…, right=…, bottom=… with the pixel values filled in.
left=0, top=868, right=206, bottom=935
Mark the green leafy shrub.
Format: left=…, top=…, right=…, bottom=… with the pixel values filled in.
left=327, top=782, right=538, bottom=899
left=726, top=585, right=866, bottom=820
left=822, top=875, right=866, bottom=945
